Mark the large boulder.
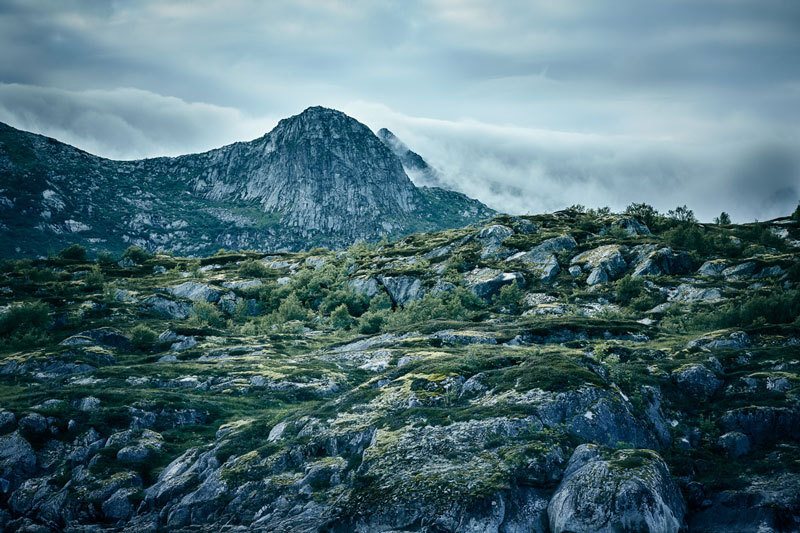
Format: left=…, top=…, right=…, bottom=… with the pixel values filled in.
left=722, top=261, right=757, bottom=280
left=669, top=284, right=723, bottom=303
left=719, top=406, right=800, bottom=446
left=671, top=364, right=723, bottom=399
left=166, top=281, right=222, bottom=303
left=348, top=277, right=381, bottom=298
left=697, top=260, right=728, bottom=278
left=476, top=224, right=514, bottom=257
left=0, top=431, right=37, bottom=493
left=506, top=250, right=560, bottom=281
left=142, top=295, right=194, bottom=319
left=570, top=244, right=628, bottom=282
left=632, top=247, right=692, bottom=277
left=548, top=445, right=685, bottom=533
left=377, top=275, right=424, bottom=306
left=602, top=217, right=651, bottom=236
left=59, top=327, right=132, bottom=350
left=465, top=268, right=525, bottom=299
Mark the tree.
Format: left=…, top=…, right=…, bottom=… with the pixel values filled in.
left=122, top=245, right=152, bottom=263
left=713, top=212, right=731, bottom=225
left=59, top=244, right=86, bottom=261
left=792, top=203, right=800, bottom=222
left=130, top=324, right=157, bottom=351
left=667, top=205, right=696, bottom=224
left=624, top=203, right=659, bottom=229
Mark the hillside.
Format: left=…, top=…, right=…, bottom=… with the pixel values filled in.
left=0, top=107, right=494, bottom=258
left=0, top=207, right=799, bottom=532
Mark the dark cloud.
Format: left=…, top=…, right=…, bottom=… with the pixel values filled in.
left=0, top=0, right=798, bottom=221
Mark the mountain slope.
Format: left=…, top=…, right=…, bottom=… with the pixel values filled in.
left=377, top=127, right=444, bottom=187
left=0, top=107, right=494, bottom=257
left=0, top=209, right=798, bottom=531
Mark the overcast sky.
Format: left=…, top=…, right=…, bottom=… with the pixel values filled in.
left=1, top=0, right=799, bottom=222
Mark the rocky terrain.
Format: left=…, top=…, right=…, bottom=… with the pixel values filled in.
left=0, top=107, right=493, bottom=258
left=0, top=206, right=799, bottom=532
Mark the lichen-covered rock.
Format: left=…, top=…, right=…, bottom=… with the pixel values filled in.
left=722, top=261, right=757, bottom=280
left=688, top=331, right=750, bottom=349
left=465, top=268, right=525, bottom=299
left=142, top=295, right=194, bottom=319
left=0, top=431, right=37, bottom=493
left=548, top=446, right=686, bottom=533
left=348, top=277, right=381, bottom=298
left=571, top=244, right=627, bottom=280
left=719, top=407, right=800, bottom=446
left=671, top=364, right=722, bottom=399
left=697, top=260, right=728, bottom=278
left=166, top=282, right=222, bottom=303
left=586, top=267, right=609, bottom=285
left=59, top=327, right=132, bottom=350
left=632, top=247, right=692, bottom=277
left=718, top=431, right=751, bottom=457
left=0, top=410, right=16, bottom=434
left=377, top=275, right=424, bottom=306
left=506, top=249, right=560, bottom=281
left=477, top=224, right=514, bottom=257
left=669, top=284, right=723, bottom=303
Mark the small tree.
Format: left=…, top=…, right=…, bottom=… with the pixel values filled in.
left=667, top=205, right=696, bottom=224
left=276, top=292, right=307, bottom=322
left=624, top=203, right=659, bottom=229
left=59, top=244, right=87, bottom=261
left=792, top=203, right=800, bottom=222
left=494, top=281, right=522, bottom=314
left=713, top=212, right=731, bottom=225
left=331, top=304, right=352, bottom=330
left=122, top=245, right=152, bottom=263
left=84, top=265, right=105, bottom=290
left=130, top=324, right=157, bottom=351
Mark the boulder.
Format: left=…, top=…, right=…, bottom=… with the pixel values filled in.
left=18, top=413, right=48, bottom=439
left=669, top=284, right=723, bottom=303
left=722, top=262, right=757, bottom=280
left=506, top=249, right=560, bottom=281
left=672, top=364, right=722, bottom=399
left=73, top=396, right=101, bottom=412
left=632, top=247, right=692, bottom=277
left=529, top=234, right=578, bottom=255
left=697, top=260, right=728, bottom=278
left=687, top=331, right=750, bottom=349
left=476, top=224, right=514, bottom=257
left=59, top=327, right=132, bottom=350
left=0, top=432, right=36, bottom=493
left=166, top=281, right=222, bottom=303
left=570, top=244, right=627, bottom=280
left=718, top=432, right=751, bottom=457
left=719, top=406, right=800, bottom=446
left=221, top=279, right=263, bottom=290
left=102, top=487, right=138, bottom=521
left=348, top=277, right=381, bottom=298
left=603, top=217, right=651, bottom=236
left=548, top=445, right=685, bottom=533
left=0, top=410, right=15, bottom=434
left=586, top=267, right=609, bottom=286
left=377, top=275, right=424, bottom=306
left=465, top=268, right=525, bottom=299
left=430, top=330, right=498, bottom=345
left=142, top=295, right=194, bottom=319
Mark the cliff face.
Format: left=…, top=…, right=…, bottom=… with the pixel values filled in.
left=0, top=107, right=494, bottom=257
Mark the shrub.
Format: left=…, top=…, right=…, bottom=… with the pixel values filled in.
left=96, top=251, right=116, bottom=264
left=84, top=265, right=105, bottom=290
left=358, top=310, right=387, bottom=334
left=59, top=244, right=87, bottom=261
left=0, top=301, right=50, bottom=336
left=494, top=281, right=522, bottom=313
left=615, top=276, right=645, bottom=305
left=369, top=292, right=392, bottom=312
left=276, top=292, right=307, bottom=322
left=331, top=304, right=352, bottom=330
left=190, top=302, right=224, bottom=328
left=714, top=212, right=731, bottom=225
left=667, top=205, right=697, bottom=224
left=624, top=203, right=659, bottom=229
left=130, top=324, right=157, bottom=351
left=238, top=259, right=271, bottom=278
left=122, top=245, right=152, bottom=263
left=793, top=203, right=800, bottom=222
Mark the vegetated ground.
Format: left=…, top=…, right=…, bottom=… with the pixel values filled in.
left=1, top=207, right=799, bottom=532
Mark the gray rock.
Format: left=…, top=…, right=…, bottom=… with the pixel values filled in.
left=221, top=279, right=263, bottom=290
left=506, top=249, right=560, bottom=281
left=672, top=364, right=722, bottom=399
left=348, top=277, right=381, bottom=298
left=722, top=261, right=757, bottom=280
left=465, top=268, right=525, bottom=299
left=430, top=280, right=456, bottom=295
left=529, top=234, right=578, bottom=255
left=697, top=260, right=728, bottom=278
left=688, top=331, right=750, bottom=349
left=586, top=267, right=609, bottom=285
left=754, top=264, right=785, bottom=278
left=59, top=327, right=132, bottom=350
left=548, top=446, right=685, bottom=533
left=669, top=284, right=723, bottom=303
left=430, top=329, right=498, bottom=345
left=632, top=247, right=692, bottom=277
left=571, top=244, right=627, bottom=280
left=477, top=224, right=514, bottom=257
left=0, top=432, right=36, bottom=492
left=73, top=396, right=101, bottom=412
left=378, top=275, right=424, bottom=306
left=0, top=410, right=15, bottom=434
left=142, top=295, right=194, bottom=319
left=718, top=431, right=751, bottom=457
left=719, top=406, right=800, bottom=446
left=18, top=413, right=48, bottom=438
left=603, top=217, right=651, bottom=236
left=568, top=265, right=582, bottom=277
left=166, top=281, right=222, bottom=303
left=102, top=487, right=138, bottom=521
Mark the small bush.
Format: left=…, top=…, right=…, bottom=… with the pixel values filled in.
left=624, top=203, right=659, bottom=229
left=494, top=281, right=522, bottom=313
left=358, top=310, right=387, bottom=334
left=96, top=251, right=116, bottom=264
left=276, top=293, right=307, bottom=322
left=59, top=244, right=87, bottom=261
left=331, top=304, right=352, bottom=330
left=0, top=301, right=50, bottom=336
left=84, top=265, right=105, bottom=290
left=122, top=245, right=152, bottom=264
left=190, top=302, right=224, bottom=328
left=714, top=212, right=731, bottom=225
left=130, top=324, right=157, bottom=351
left=615, top=276, right=645, bottom=305
left=238, top=259, right=271, bottom=278
left=369, top=292, right=392, bottom=312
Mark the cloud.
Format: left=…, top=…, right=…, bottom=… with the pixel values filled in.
left=0, top=83, right=278, bottom=159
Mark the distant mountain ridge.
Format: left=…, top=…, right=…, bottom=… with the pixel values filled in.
left=0, top=106, right=494, bottom=257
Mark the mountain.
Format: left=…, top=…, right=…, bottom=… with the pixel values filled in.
left=377, top=127, right=444, bottom=187
left=1, top=209, right=799, bottom=531
left=0, top=107, right=494, bottom=257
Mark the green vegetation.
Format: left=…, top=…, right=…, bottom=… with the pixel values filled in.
left=59, top=244, right=87, bottom=261
left=122, top=245, right=152, bottom=263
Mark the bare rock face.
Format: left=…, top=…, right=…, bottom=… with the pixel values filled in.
left=548, top=445, right=686, bottom=533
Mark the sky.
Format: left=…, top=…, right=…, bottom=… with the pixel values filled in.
left=1, top=0, right=799, bottom=222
